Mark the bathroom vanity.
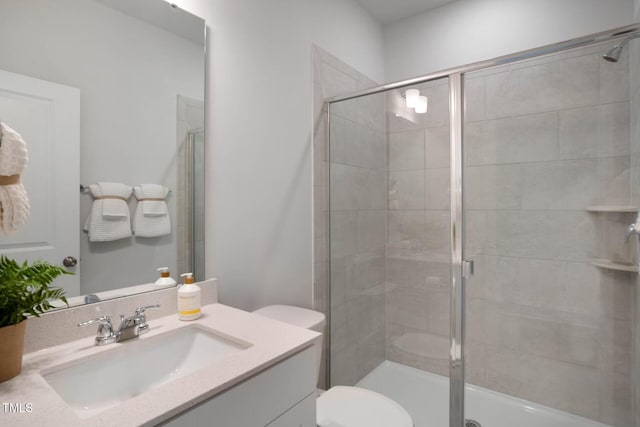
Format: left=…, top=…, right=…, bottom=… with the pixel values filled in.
left=0, top=303, right=320, bottom=426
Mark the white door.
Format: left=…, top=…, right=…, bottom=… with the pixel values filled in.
left=0, top=69, right=80, bottom=296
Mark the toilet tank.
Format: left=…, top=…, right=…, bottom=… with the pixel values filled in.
left=253, top=305, right=326, bottom=383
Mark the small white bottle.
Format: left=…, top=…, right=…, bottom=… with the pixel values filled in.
left=178, top=273, right=201, bottom=321
left=154, top=267, right=177, bottom=288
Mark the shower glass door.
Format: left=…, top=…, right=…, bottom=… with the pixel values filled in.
left=328, top=76, right=454, bottom=425
left=462, top=38, right=634, bottom=427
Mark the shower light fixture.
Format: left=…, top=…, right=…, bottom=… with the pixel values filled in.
left=405, top=89, right=420, bottom=108
left=415, top=96, right=428, bottom=114
left=405, top=89, right=427, bottom=114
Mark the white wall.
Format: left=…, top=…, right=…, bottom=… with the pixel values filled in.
left=384, top=0, right=633, bottom=81
left=172, top=0, right=385, bottom=310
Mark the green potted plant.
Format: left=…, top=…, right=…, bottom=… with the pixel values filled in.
left=0, top=256, right=69, bottom=382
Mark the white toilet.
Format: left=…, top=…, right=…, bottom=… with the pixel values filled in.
left=253, top=305, right=414, bottom=427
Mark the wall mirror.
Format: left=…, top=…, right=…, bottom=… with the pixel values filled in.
left=0, top=0, right=206, bottom=309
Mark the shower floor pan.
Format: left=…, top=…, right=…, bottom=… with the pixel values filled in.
left=356, top=361, right=610, bottom=427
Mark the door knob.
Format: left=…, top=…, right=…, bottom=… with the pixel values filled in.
left=63, top=256, right=78, bottom=267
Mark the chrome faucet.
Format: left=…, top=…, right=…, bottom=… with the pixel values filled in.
left=625, top=223, right=640, bottom=243
left=78, top=304, right=160, bottom=346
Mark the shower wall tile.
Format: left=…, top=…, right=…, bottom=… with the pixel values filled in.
left=517, top=314, right=599, bottom=367
left=559, top=103, right=630, bottom=160
left=357, top=93, right=386, bottom=134
left=484, top=211, right=598, bottom=261
left=464, top=112, right=559, bottom=166
left=485, top=54, right=600, bottom=119
left=330, top=164, right=386, bottom=211
left=330, top=338, right=358, bottom=386
left=484, top=346, right=601, bottom=420
left=465, top=164, right=522, bottom=210
left=519, top=158, right=619, bottom=210
left=385, top=321, right=449, bottom=376
left=328, top=113, right=347, bottom=164
left=599, top=318, right=632, bottom=376
left=425, top=291, right=449, bottom=337
left=594, top=156, right=632, bottom=206
left=463, top=76, right=486, bottom=123
left=465, top=340, right=487, bottom=386
left=389, top=129, right=424, bottom=171
left=387, top=210, right=427, bottom=250
left=598, top=370, right=632, bottom=427
left=385, top=254, right=450, bottom=293
left=348, top=126, right=386, bottom=170
left=356, top=210, right=386, bottom=252
left=377, top=43, right=636, bottom=426
left=458, top=45, right=633, bottom=424
left=387, top=108, right=423, bottom=133
left=321, top=62, right=357, bottom=100
left=423, top=211, right=451, bottom=255
left=343, top=251, right=386, bottom=301
left=313, top=185, right=327, bottom=237
left=313, top=46, right=385, bottom=387
left=389, top=170, right=425, bottom=210
left=357, top=328, right=386, bottom=379
left=425, top=125, right=450, bottom=168
left=632, top=36, right=640, bottom=427
left=600, top=49, right=630, bottom=104
left=329, top=211, right=357, bottom=258
left=385, top=284, right=430, bottom=330
left=425, top=168, right=450, bottom=210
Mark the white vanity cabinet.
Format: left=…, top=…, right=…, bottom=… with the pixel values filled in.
left=159, top=346, right=317, bottom=427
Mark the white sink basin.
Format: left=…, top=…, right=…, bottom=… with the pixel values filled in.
left=42, top=325, right=251, bottom=418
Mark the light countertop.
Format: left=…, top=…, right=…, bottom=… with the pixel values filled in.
left=0, top=303, right=320, bottom=427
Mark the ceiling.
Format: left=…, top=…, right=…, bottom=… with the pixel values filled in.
left=356, top=0, right=458, bottom=25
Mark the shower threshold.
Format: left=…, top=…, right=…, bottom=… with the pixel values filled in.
left=355, top=361, right=610, bottom=427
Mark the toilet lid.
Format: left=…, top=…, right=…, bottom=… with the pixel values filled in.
left=317, top=386, right=413, bottom=427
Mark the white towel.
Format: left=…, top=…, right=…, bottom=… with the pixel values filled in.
left=83, top=182, right=132, bottom=242
left=0, top=122, right=30, bottom=234
left=133, top=184, right=171, bottom=238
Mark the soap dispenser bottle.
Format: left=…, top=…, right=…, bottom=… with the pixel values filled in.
left=154, top=267, right=177, bottom=288
left=178, top=273, right=201, bottom=321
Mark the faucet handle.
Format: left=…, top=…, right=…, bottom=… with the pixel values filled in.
left=77, top=315, right=111, bottom=328
left=77, top=315, right=115, bottom=346
left=135, top=304, right=160, bottom=316
left=135, top=304, right=160, bottom=335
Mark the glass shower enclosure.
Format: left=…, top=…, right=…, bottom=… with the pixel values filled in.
left=325, top=24, right=640, bottom=427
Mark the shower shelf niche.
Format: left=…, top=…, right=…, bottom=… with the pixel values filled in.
left=589, top=259, right=639, bottom=273
left=585, top=206, right=639, bottom=213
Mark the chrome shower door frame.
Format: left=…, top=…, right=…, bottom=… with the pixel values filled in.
left=325, top=22, right=639, bottom=427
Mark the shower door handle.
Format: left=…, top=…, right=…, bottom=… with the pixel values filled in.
left=462, top=259, right=474, bottom=279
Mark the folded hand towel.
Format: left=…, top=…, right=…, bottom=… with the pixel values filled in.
left=0, top=122, right=30, bottom=234
left=136, top=184, right=168, bottom=216
left=83, top=182, right=132, bottom=242
left=133, top=184, right=171, bottom=238
left=98, top=182, right=131, bottom=218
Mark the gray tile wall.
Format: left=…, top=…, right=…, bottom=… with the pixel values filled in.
left=316, top=40, right=636, bottom=426
left=630, top=32, right=640, bottom=427
left=385, top=79, right=453, bottom=378
left=312, top=46, right=385, bottom=387
left=385, top=44, right=634, bottom=425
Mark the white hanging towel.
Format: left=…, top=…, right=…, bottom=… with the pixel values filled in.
left=133, top=184, right=171, bottom=238
left=0, top=122, right=30, bottom=235
left=83, top=182, right=132, bottom=242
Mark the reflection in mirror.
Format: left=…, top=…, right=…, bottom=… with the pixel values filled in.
left=0, top=0, right=205, bottom=308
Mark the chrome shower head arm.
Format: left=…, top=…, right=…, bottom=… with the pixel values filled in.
left=603, top=32, right=640, bottom=62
